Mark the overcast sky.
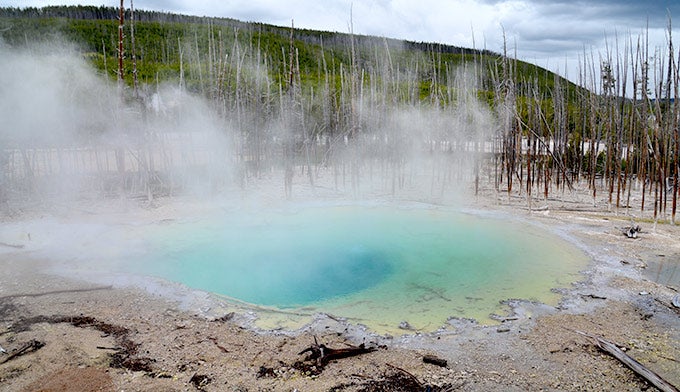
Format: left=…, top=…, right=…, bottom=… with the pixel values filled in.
left=2, top=0, right=680, bottom=84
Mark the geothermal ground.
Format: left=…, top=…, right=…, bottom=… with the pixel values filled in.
left=1, top=181, right=679, bottom=392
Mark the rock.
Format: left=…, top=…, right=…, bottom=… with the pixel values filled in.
left=624, top=225, right=641, bottom=238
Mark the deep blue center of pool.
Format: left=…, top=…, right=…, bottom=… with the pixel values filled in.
left=162, top=241, right=393, bottom=306
left=140, top=206, right=407, bottom=307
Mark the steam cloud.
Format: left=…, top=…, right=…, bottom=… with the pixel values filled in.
left=0, top=38, right=496, bottom=207
left=0, top=40, right=232, bottom=203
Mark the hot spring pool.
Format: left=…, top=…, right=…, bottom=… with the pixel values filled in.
left=119, top=204, right=588, bottom=332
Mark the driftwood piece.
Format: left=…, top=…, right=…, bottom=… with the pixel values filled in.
left=207, top=337, right=229, bottom=354
left=385, top=363, right=424, bottom=388
left=298, top=337, right=375, bottom=367
left=423, top=354, right=448, bottom=367
left=580, top=293, right=607, bottom=300
left=0, top=340, right=45, bottom=364
left=575, top=330, right=679, bottom=392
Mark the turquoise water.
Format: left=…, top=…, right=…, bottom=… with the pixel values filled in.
left=132, top=205, right=587, bottom=332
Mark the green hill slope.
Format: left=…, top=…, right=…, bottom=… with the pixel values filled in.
left=0, top=5, right=573, bottom=102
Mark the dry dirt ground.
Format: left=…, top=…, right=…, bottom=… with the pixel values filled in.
left=1, top=185, right=679, bottom=392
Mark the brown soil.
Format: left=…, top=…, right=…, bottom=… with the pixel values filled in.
left=1, top=187, right=679, bottom=391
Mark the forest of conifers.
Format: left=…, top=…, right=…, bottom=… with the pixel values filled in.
left=1, top=5, right=679, bottom=224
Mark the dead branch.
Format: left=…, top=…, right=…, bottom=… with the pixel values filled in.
left=96, top=346, right=121, bottom=351
left=208, top=337, right=229, bottom=354
left=580, top=293, right=608, bottom=300
left=385, top=362, right=424, bottom=387
left=298, top=337, right=375, bottom=368
left=0, top=339, right=45, bottom=364
left=574, top=330, right=679, bottom=392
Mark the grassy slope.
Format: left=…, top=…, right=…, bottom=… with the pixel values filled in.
left=0, top=6, right=580, bottom=104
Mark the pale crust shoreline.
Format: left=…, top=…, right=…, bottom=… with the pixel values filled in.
left=1, top=184, right=679, bottom=391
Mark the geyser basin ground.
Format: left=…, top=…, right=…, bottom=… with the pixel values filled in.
left=121, top=204, right=588, bottom=332
left=4, top=199, right=680, bottom=391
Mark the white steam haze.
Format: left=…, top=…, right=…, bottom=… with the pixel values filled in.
left=1, top=41, right=115, bottom=146
left=0, top=39, right=234, bottom=203
left=0, top=37, right=496, bottom=207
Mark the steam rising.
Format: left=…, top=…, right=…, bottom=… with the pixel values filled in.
left=1, top=41, right=113, bottom=146
left=0, top=40, right=232, bottom=202
left=0, top=38, right=496, bottom=207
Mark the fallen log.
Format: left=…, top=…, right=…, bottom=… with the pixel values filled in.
left=0, top=340, right=45, bottom=364
left=575, top=330, right=679, bottom=392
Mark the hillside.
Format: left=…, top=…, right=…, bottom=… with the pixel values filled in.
left=0, top=5, right=567, bottom=100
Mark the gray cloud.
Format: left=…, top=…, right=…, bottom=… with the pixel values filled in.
left=478, top=0, right=680, bottom=76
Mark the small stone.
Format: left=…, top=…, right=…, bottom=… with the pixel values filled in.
left=497, top=326, right=511, bottom=333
